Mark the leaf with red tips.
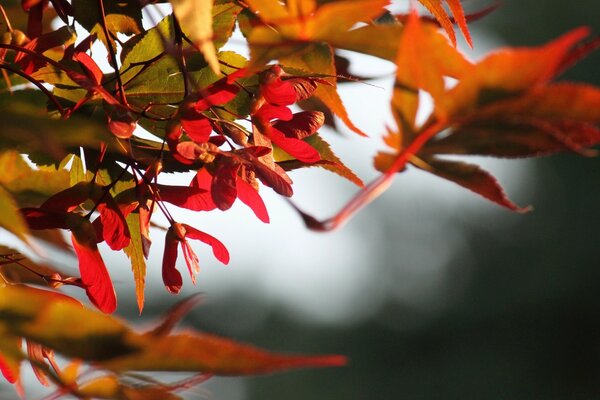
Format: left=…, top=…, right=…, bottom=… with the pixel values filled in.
left=162, top=228, right=183, bottom=294
left=395, top=10, right=473, bottom=121
left=236, top=178, right=270, bottom=223
left=423, top=86, right=600, bottom=158
left=414, top=157, right=531, bottom=213
left=183, top=224, right=230, bottom=265
left=1, top=285, right=346, bottom=381
left=70, top=221, right=117, bottom=314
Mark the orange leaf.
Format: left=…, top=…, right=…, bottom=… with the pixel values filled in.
left=414, top=157, right=531, bottom=212
left=101, top=330, right=346, bottom=375
left=442, top=27, right=592, bottom=117
left=418, top=0, right=472, bottom=47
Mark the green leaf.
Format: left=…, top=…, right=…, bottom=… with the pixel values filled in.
left=123, top=212, right=147, bottom=315
left=72, top=0, right=143, bottom=50
left=212, top=3, right=243, bottom=50
left=0, top=101, right=120, bottom=163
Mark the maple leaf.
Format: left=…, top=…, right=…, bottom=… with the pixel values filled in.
left=418, top=0, right=472, bottom=47
left=378, top=20, right=600, bottom=212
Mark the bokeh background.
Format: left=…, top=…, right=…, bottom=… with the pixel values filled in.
left=3, top=0, right=600, bottom=398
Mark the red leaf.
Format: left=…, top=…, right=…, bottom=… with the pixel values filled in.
left=418, top=158, right=531, bottom=213
left=262, top=79, right=297, bottom=106
left=181, top=112, right=213, bottom=143
left=106, top=105, right=136, bottom=139
left=71, top=222, right=117, bottom=314
left=191, top=167, right=214, bottom=191
left=40, top=182, right=97, bottom=212
left=212, top=164, right=239, bottom=210
left=183, top=224, right=230, bottom=265
left=180, top=240, right=200, bottom=284
left=238, top=153, right=294, bottom=197
left=74, top=52, right=104, bottom=86
left=236, top=178, right=270, bottom=223
left=0, top=355, right=18, bottom=384
left=268, top=127, right=321, bottom=163
left=20, top=208, right=69, bottom=230
left=14, top=26, right=73, bottom=74
left=158, top=184, right=216, bottom=212
left=273, top=111, right=325, bottom=139
left=195, top=83, right=240, bottom=111
left=26, top=341, right=50, bottom=387
left=162, top=229, right=183, bottom=294
left=96, top=202, right=131, bottom=251
left=255, top=103, right=293, bottom=122
left=285, top=77, right=318, bottom=101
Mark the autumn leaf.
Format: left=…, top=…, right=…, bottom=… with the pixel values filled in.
left=418, top=0, right=472, bottom=47
left=0, top=286, right=346, bottom=376
left=412, top=157, right=531, bottom=212
left=170, top=0, right=219, bottom=74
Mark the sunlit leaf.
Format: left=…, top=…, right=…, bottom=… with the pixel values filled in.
left=124, top=212, right=147, bottom=315
left=170, top=0, right=218, bottom=74
left=0, top=186, right=29, bottom=242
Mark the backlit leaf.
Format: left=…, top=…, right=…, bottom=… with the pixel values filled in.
left=0, top=186, right=29, bottom=242
left=413, top=157, right=531, bottom=212
left=124, top=212, right=147, bottom=314
left=171, top=0, right=219, bottom=74
left=277, top=134, right=364, bottom=187
left=418, top=0, right=471, bottom=46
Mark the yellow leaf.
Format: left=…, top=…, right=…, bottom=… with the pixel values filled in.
left=170, top=0, right=219, bottom=74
